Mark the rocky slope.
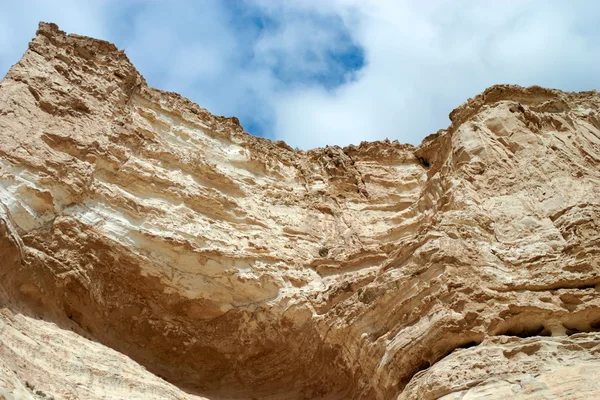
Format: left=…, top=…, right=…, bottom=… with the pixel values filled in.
left=0, top=22, right=599, bottom=400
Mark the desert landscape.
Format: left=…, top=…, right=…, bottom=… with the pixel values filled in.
left=0, top=23, right=599, bottom=399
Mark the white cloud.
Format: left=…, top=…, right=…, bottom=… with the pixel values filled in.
left=1, top=0, right=599, bottom=149
left=256, top=0, right=600, bottom=148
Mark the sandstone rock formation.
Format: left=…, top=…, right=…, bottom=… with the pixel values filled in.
left=1, top=22, right=599, bottom=400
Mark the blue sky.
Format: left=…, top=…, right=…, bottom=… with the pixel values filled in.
left=1, top=1, right=600, bottom=149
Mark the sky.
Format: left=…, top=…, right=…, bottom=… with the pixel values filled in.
left=1, top=1, right=600, bottom=149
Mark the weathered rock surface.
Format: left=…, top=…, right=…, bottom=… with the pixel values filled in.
left=1, top=22, right=599, bottom=400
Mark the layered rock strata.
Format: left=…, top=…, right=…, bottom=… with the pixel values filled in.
left=0, top=22, right=599, bottom=399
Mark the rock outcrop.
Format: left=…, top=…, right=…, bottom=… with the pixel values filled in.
left=1, top=22, right=599, bottom=400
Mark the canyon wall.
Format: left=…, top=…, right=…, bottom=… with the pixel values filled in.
left=0, top=22, right=599, bottom=399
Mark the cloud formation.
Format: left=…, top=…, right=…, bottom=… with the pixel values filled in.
left=1, top=1, right=599, bottom=149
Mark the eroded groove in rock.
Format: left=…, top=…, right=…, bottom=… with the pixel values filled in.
left=1, top=22, right=600, bottom=400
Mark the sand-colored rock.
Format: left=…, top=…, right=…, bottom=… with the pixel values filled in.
left=0, top=22, right=599, bottom=399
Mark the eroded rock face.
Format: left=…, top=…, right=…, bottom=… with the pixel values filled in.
left=0, top=22, right=599, bottom=400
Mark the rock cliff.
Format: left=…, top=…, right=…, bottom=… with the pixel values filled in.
left=1, top=22, right=599, bottom=400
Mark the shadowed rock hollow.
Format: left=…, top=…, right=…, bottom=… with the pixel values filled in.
left=1, top=22, right=600, bottom=400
